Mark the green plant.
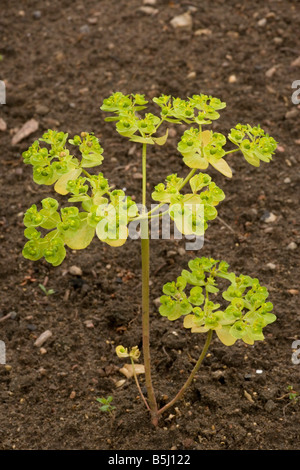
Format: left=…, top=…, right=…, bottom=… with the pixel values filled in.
left=96, top=396, right=116, bottom=413
left=39, top=283, right=55, bottom=296
left=287, top=385, right=299, bottom=402
left=21, top=92, right=277, bottom=426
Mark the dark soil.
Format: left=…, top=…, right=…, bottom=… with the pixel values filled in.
left=1, top=0, right=300, bottom=451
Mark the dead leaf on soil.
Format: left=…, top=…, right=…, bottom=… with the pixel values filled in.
left=11, top=118, right=39, bottom=145
left=119, top=363, right=145, bottom=379
left=244, top=390, right=254, bottom=403
left=0, top=118, right=7, bottom=131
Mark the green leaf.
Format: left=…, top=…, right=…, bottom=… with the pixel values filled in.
left=216, top=326, right=237, bottom=346
left=39, top=210, right=61, bottom=230
left=54, top=168, right=82, bottom=195
left=153, top=129, right=169, bottom=146
left=189, top=173, right=212, bottom=193
left=42, top=235, right=66, bottom=266
left=159, top=296, right=192, bottom=321
left=60, top=213, right=95, bottom=250
left=22, top=239, right=44, bottom=261
left=33, top=165, right=57, bottom=185
left=209, top=157, right=232, bottom=178
left=129, top=135, right=155, bottom=145
left=188, top=286, right=205, bottom=306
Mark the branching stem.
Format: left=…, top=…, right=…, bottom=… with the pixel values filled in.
left=157, top=330, right=213, bottom=416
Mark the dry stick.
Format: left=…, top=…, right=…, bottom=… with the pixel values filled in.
left=130, top=358, right=151, bottom=412
left=157, top=330, right=213, bottom=417
left=216, top=215, right=236, bottom=234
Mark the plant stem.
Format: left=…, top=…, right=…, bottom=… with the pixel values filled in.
left=142, top=144, right=147, bottom=212
left=132, top=168, right=197, bottom=222
left=141, top=143, right=159, bottom=425
left=178, top=168, right=196, bottom=191
left=130, top=358, right=151, bottom=412
left=81, top=168, right=92, bottom=178
left=224, top=148, right=240, bottom=156
left=157, top=330, right=213, bottom=416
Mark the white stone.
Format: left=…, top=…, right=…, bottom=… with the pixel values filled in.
left=139, top=6, right=158, bottom=15
left=69, top=265, right=83, bottom=276
left=170, top=12, right=193, bottom=31
left=257, top=18, right=267, bottom=27
left=34, top=330, right=52, bottom=347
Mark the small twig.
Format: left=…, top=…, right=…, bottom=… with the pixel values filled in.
left=0, top=312, right=16, bottom=323
left=216, top=215, right=237, bottom=234
left=162, top=346, right=171, bottom=360
left=130, top=358, right=151, bottom=412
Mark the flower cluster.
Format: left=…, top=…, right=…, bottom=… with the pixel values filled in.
left=159, top=257, right=276, bottom=346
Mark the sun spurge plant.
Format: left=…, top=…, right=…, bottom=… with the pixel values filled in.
left=22, top=92, right=277, bottom=426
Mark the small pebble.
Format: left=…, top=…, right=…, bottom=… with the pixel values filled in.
left=27, top=324, right=37, bottom=331
left=143, top=0, right=157, bottom=4
left=228, top=74, right=237, bottom=83
left=170, top=12, right=193, bottom=31
left=87, top=17, right=98, bottom=25
left=194, top=28, right=212, bottom=36
left=288, top=289, right=299, bottom=295
left=32, top=10, right=42, bottom=19
left=178, top=247, right=186, bottom=256
left=153, top=297, right=161, bottom=308
left=138, top=6, right=158, bottom=15
left=187, top=71, right=196, bottom=79
left=287, top=242, right=297, bottom=250
left=69, top=265, right=83, bottom=276
left=261, top=211, right=277, bottom=223
left=34, top=330, right=52, bottom=347
left=265, top=66, right=277, bottom=78
left=79, top=24, right=90, bottom=34
left=284, top=177, right=291, bottom=184
left=257, top=18, right=267, bottom=27
left=84, top=320, right=94, bottom=328
left=167, top=250, right=177, bottom=257
left=266, top=263, right=276, bottom=270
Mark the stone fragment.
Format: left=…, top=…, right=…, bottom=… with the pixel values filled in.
left=287, top=242, right=297, bottom=250
left=69, top=265, right=83, bottom=276
left=34, top=330, right=52, bottom=347
left=170, top=12, right=193, bottom=31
